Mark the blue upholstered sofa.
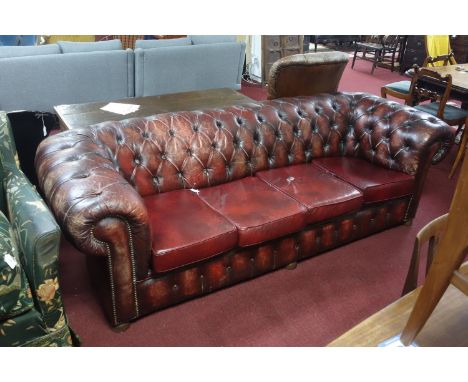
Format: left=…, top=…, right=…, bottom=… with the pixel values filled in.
left=0, top=36, right=246, bottom=112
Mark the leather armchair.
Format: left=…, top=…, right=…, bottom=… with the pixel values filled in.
left=267, top=51, right=349, bottom=99
left=0, top=112, right=76, bottom=346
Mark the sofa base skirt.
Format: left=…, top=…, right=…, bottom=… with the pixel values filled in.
left=88, top=196, right=411, bottom=327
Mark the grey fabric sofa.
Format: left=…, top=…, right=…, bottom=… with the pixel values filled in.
left=0, top=41, right=134, bottom=112
left=134, top=35, right=245, bottom=97
left=0, top=36, right=246, bottom=113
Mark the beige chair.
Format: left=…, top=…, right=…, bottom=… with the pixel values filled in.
left=267, top=51, right=349, bottom=100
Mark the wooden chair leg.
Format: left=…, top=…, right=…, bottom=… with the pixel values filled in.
left=381, top=87, right=387, bottom=99
left=449, top=126, right=467, bottom=179
left=352, top=48, right=358, bottom=68
left=371, top=51, right=380, bottom=74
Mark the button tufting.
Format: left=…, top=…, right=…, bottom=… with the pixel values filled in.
left=236, top=116, right=243, bottom=125
left=215, top=120, right=223, bottom=129
left=192, top=125, right=199, bottom=132
left=256, top=114, right=264, bottom=123
left=186, top=148, right=193, bottom=156
left=161, top=153, right=167, bottom=160
left=169, top=130, right=175, bottom=137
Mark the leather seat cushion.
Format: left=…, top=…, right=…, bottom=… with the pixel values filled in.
left=256, top=164, right=363, bottom=224
left=198, top=177, right=307, bottom=247
left=144, top=190, right=238, bottom=273
left=313, top=157, right=415, bottom=204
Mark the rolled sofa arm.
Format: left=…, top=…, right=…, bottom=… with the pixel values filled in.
left=347, top=93, right=454, bottom=176
left=35, top=128, right=151, bottom=279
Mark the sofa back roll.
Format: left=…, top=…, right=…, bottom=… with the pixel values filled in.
left=134, top=42, right=246, bottom=97
left=86, top=93, right=452, bottom=197
left=0, top=49, right=134, bottom=112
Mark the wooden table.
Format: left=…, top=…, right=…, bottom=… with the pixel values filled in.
left=55, top=88, right=257, bottom=131
left=328, top=262, right=468, bottom=347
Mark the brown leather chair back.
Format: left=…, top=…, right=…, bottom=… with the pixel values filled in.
left=267, top=51, right=349, bottom=100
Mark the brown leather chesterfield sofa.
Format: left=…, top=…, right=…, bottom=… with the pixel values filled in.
left=35, top=93, right=453, bottom=329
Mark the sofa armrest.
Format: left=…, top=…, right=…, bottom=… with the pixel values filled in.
left=35, top=129, right=151, bottom=280
left=3, top=167, right=67, bottom=328
left=348, top=93, right=454, bottom=176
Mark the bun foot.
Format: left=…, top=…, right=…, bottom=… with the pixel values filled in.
left=286, top=262, right=297, bottom=270
left=404, top=219, right=413, bottom=226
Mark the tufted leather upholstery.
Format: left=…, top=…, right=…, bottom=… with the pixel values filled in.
left=35, top=92, right=454, bottom=327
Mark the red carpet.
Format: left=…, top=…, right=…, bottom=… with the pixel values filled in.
left=59, top=59, right=460, bottom=346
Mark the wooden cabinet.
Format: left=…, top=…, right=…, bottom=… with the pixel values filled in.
left=450, top=35, right=468, bottom=63
left=400, top=35, right=426, bottom=72
left=261, top=35, right=303, bottom=83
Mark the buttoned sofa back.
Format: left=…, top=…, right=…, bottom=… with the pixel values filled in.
left=37, top=93, right=452, bottom=199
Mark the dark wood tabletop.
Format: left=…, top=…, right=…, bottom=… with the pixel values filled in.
left=55, top=88, right=258, bottom=130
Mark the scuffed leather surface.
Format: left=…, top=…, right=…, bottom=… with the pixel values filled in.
left=198, top=176, right=307, bottom=247
left=256, top=163, right=363, bottom=224
left=35, top=93, right=454, bottom=326
left=267, top=52, right=349, bottom=99
left=313, top=157, right=415, bottom=204
left=144, top=190, right=238, bottom=273
left=136, top=197, right=410, bottom=319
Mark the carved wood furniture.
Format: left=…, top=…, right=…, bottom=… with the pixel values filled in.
left=381, top=53, right=457, bottom=106
left=35, top=93, right=453, bottom=328
left=261, top=36, right=303, bottom=84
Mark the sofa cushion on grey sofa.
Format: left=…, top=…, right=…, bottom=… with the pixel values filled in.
left=0, top=50, right=134, bottom=112
left=135, top=42, right=245, bottom=97
left=58, top=39, right=122, bottom=53
left=135, top=37, right=192, bottom=49
left=0, top=44, right=60, bottom=59
left=190, top=35, right=237, bottom=44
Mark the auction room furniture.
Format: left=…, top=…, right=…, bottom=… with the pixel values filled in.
left=400, top=146, right=468, bottom=346
left=329, top=152, right=468, bottom=346
left=381, top=53, right=457, bottom=106
left=0, top=112, right=76, bottom=346
left=267, top=51, right=349, bottom=99
left=352, top=35, right=401, bottom=74
left=0, top=40, right=133, bottom=112
left=309, top=35, right=360, bottom=52
left=410, top=67, right=468, bottom=135
left=0, top=36, right=245, bottom=112
left=402, top=213, right=448, bottom=295
left=55, top=88, right=255, bottom=130
left=134, top=36, right=245, bottom=97
left=328, top=262, right=468, bottom=346
left=261, top=36, right=304, bottom=84
left=36, top=92, right=453, bottom=329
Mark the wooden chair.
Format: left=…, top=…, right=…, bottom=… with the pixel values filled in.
left=401, top=213, right=448, bottom=296
left=400, top=148, right=468, bottom=346
left=352, top=35, right=401, bottom=74
left=381, top=52, right=457, bottom=105
left=410, top=66, right=468, bottom=131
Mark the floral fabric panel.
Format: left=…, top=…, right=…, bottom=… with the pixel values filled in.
left=0, top=210, right=34, bottom=322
